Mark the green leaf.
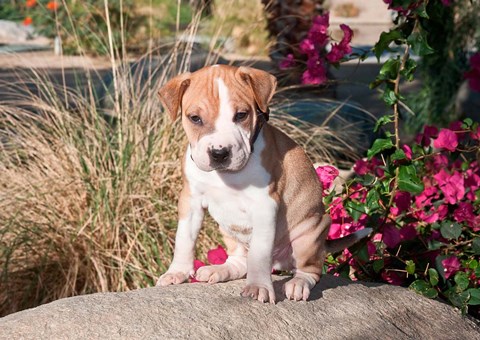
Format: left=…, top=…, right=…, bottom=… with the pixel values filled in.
left=454, top=272, right=470, bottom=292
left=428, top=268, right=439, bottom=286
left=405, top=260, right=416, bottom=275
left=398, top=165, right=424, bottom=194
left=373, top=259, right=384, bottom=273
left=360, top=174, right=376, bottom=186
left=467, top=288, right=480, bottom=305
left=374, top=115, right=394, bottom=132
left=378, top=58, right=401, bottom=81
left=440, top=221, right=462, bottom=240
left=391, top=149, right=407, bottom=161
left=472, top=237, right=480, bottom=255
left=410, top=280, right=438, bottom=299
left=400, top=58, right=417, bottom=82
left=448, top=290, right=470, bottom=309
left=414, top=2, right=429, bottom=18
left=374, top=30, right=404, bottom=61
left=407, top=30, right=434, bottom=56
left=354, top=244, right=370, bottom=263
left=382, top=87, right=398, bottom=106
left=366, top=189, right=381, bottom=213
left=367, top=138, right=394, bottom=159
left=345, top=200, right=365, bottom=222
left=475, top=267, right=480, bottom=278
left=462, top=118, right=473, bottom=128
left=466, top=259, right=478, bottom=270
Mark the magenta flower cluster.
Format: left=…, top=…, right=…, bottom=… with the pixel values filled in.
left=279, top=12, right=353, bottom=85
left=316, top=121, right=480, bottom=285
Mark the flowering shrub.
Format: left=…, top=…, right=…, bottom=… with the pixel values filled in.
left=279, top=12, right=353, bottom=85
left=11, top=0, right=147, bottom=55
left=318, top=120, right=480, bottom=317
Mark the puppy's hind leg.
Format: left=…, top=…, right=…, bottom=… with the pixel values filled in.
left=195, top=232, right=247, bottom=283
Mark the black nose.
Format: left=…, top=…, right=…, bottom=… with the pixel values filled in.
left=210, top=147, right=230, bottom=163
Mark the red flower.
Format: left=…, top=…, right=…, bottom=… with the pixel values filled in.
left=433, top=129, right=458, bottom=152
left=23, top=16, right=33, bottom=26
left=454, top=202, right=475, bottom=223
left=326, top=24, right=353, bottom=63
left=394, top=191, right=411, bottom=213
left=433, top=169, right=465, bottom=205
left=415, top=125, right=438, bottom=147
left=190, top=259, right=206, bottom=283
left=279, top=54, right=295, bottom=70
left=26, top=0, right=37, bottom=8
left=382, top=224, right=401, bottom=248
left=207, top=245, right=228, bottom=265
left=46, top=1, right=59, bottom=11
left=308, top=13, right=330, bottom=48
left=316, top=165, right=339, bottom=192
left=302, top=56, right=328, bottom=85
left=441, top=256, right=461, bottom=279
left=464, top=53, right=480, bottom=92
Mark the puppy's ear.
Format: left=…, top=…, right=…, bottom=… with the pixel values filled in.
left=158, top=72, right=191, bottom=121
left=237, top=67, right=277, bottom=115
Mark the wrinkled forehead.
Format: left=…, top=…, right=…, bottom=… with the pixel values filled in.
left=181, top=66, right=255, bottom=113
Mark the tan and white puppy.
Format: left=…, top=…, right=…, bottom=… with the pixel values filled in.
left=156, top=65, right=369, bottom=303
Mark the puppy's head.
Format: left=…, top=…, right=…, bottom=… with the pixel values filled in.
left=158, top=65, right=276, bottom=172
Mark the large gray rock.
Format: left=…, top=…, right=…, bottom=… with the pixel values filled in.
left=0, top=275, right=478, bottom=339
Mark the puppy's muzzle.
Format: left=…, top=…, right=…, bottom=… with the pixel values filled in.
left=209, top=147, right=232, bottom=168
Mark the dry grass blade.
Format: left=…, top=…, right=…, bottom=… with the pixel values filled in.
left=0, top=0, right=359, bottom=317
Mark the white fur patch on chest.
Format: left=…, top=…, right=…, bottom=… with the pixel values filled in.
left=184, top=132, right=276, bottom=245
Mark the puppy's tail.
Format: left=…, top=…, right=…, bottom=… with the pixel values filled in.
left=325, top=228, right=373, bottom=254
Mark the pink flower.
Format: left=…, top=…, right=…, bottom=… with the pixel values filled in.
left=381, top=270, right=405, bottom=286
left=353, top=158, right=384, bottom=177
left=415, top=186, right=439, bottom=209
left=326, top=24, right=353, bottom=63
left=433, top=169, right=465, bottom=205
left=471, top=126, right=480, bottom=140
left=400, top=224, right=417, bottom=241
left=441, top=256, right=461, bottom=279
left=454, top=202, right=475, bottom=223
left=299, top=39, right=316, bottom=55
left=302, top=54, right=327, bottom=85
left=279, top=53, right=295, bottom=69
left=441, top=0, right=452, bottom=5
left=190, top=259, right=206, bottom=283
left=382, top=224, right=401, bottom=248
left=308, top=13, right=330, bottom=47
left=316, top=165, right=339, bottom=191
left=207, top=245, right=228, bottom=265
left=464, top=53, right=480, bottom=92
left=433, top=129, right=458, bottom=152
left=354, top=159, right=369, bottom=175
left=394, top=191, right=411, bottom=213
left=415, top=125, right=438, bottom=147
left=402, top=144, right=412, bottom=160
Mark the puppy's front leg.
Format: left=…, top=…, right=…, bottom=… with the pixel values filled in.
left=241, top=207, right=276, bottom=304
left=157, top=186, right=204, bottom=286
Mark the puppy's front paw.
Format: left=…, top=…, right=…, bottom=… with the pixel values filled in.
left=156, top=271, right=189, bottom=286
left=195, top=265, right=230, bottom=283
left=241, top=284, right=276, bottom=304
left=284, top=276, right=315, bottom=301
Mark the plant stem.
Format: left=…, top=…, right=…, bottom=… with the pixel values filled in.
left=388, top=44, right=411, bottom=208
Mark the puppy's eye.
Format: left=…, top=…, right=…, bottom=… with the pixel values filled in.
left=234, top=111, right=248, bottom=122
left=188, top=114, right=203, bottom=125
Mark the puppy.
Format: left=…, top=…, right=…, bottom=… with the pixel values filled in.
left=156, top=65, right=369, bottom=303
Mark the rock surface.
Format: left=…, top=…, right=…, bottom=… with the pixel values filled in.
left=0, top=275, right=479, bottom=340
